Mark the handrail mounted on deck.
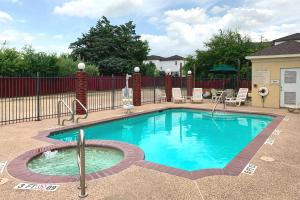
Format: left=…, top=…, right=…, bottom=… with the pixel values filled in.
left=77, top=129, right=87, bottom=198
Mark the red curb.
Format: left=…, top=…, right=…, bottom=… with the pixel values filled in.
left=7, top=141, right=144, bottom=183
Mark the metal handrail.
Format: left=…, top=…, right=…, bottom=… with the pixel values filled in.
left=77, top=129, right=87, bottom=198
left=72, top=99, right=88, bottom=123
left=57, top=100, right=74, bottom=125
left=211, top=91, right=226, bottom=116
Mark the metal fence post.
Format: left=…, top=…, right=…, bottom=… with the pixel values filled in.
left=35, top=72, right=41, bottom=121
left=111, top=74, right=115, bottom=109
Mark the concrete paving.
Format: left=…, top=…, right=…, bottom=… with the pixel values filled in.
left=0, top=102, right=299, bottom=199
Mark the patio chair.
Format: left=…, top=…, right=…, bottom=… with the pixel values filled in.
left=224, top=89, right=235, bottom=98
left=211, top=89, right=218, bottom=102
left=172, top=88, right=185, bottom=103
left=225, top=88, right=249, bottom=106
left=191, top=88, right=203, bottom=103
left=155, top=88, right=167, bottom=103
left=287, top=103, right=300, bottom=113
left=122, top=88, right=133, bottom=105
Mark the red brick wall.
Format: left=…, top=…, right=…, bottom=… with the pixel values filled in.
left=76, top=71, right=87, bottom=114
left=133, top=73, right=141, bottom=106
left=165, top=75, right=172, bottom=102
left=187, top=75, right=193, bottom=97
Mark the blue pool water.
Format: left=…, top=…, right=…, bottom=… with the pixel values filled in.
left=49, top=109, right=273, bottom=171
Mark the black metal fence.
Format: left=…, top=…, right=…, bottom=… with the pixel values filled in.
left=0, top=74, right=162, bottom=125
left=0, top=74, right=251, bottom=125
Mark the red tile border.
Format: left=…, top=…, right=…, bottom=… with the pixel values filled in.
left=7, top=140, right=144, bottom=183
left=24, top=107, right=284, bottom=181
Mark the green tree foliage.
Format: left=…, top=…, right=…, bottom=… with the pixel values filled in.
left=140, top=62, right=158, bottom=76
left=20, top=46, right=59, bottom=75
left=0, top=44, right=98, bottom=76
left=0, top=45, right=22, bottom=75
left=184, top=30, right=268, bottom=79
left=69, top=16, right=150, bottom=75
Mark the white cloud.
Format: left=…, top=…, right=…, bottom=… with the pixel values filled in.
left=0, top=29, right=69, bottom=54
left=53, top=0, right=207, bottom=18
left=0, top=11, right=13, bottom=23
left=142, top=0, right=300, bottom=56
left=54, top=0, right=146, bottom=18
left=53, top=34, right=63, bottom=40
left=210, top=5, right=229, bottom=15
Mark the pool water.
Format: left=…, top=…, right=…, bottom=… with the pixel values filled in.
left=28, top=147, right=123, bottom=176
left=50, top=109, right=273, bottom=171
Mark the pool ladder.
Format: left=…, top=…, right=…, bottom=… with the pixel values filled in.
left=57, top=99, right=88, bottom=125
left=211, top=91, right=226, bottom=116
left=77, top=129, right=87, bottom=198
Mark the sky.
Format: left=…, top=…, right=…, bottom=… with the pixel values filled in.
left=0, top=0, right=299, bottom=56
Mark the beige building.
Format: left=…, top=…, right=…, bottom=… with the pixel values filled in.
left=246, top=33, right=300, bottom=108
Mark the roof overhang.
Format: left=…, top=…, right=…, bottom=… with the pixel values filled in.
left=246, top=54, right=300, bottom=60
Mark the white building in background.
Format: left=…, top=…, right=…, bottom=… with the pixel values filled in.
left=143, top=55, right=185, bottom=76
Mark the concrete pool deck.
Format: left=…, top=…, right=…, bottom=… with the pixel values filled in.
left=0, top=102, right=299, bottom=199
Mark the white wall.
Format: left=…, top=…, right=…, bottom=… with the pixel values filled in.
left=143, top=59, right=185, bottom=72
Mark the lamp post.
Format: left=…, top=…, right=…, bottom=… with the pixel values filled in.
left=78, top=62, right=85, bottom=71
left=187, top=70, right=193, bottom=97
left=165, top=68, right=172, bottom=102
left=133, top=67, right=141, bottom=106
left=76, top=62, right=87, bottom=115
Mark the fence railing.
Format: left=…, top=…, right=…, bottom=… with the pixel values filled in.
left=0, top=74, right=251, bottom=125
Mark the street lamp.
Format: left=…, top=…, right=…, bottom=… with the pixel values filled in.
left=166, top=68, right=171, bottom=75
left=187, top=70, right=192, bottom=75
left=134, top=67, right=140, bottom=73
left=78, top=62, right=85, bottom=71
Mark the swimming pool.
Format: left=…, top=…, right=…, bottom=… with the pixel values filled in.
left=49, top=109, right=274, bottom=171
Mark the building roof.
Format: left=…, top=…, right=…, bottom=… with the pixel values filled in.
left=249, top=41, right=300, bottom=57
left=147, top=55, right=165, bottom=61
left=147, top=55, right=184, bottom=61
left=273, top=33, right=300, bottom=43
left=164, top=55, right=184, bottom=61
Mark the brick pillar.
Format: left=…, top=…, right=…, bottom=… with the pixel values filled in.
left=165, top=74, right=172, bottom=102
left=187, top=74, right=193, bottom=97
left=133, top=72, right=141, bottom=106
left=75, top=71, right=87, bottom=115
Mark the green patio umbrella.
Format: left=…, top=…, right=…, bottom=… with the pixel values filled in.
left=209, top=64, right=238, bottom=89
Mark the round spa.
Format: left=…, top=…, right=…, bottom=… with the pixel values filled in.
left=7, top=141, right=145, bottom=183
left=28, top=147, right=123, bottom=176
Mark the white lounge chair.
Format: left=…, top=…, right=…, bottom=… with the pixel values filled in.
left=155, top=88, right=167, bottom=103
left=287, top=103, right=300, bottom=113
left=225, top=88, right=249, bottom=106
left=191, top=88, right=203, bottom=103
left=172, top=88, right=185, bottom=103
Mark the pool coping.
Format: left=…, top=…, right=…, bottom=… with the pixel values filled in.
left=7, top=140, right=144, bottom=183
left=17, top=107, right=283, bottom=181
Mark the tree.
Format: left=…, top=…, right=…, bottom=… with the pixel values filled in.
left=70, top=16, right=150, bottom=75
left=140, top=62, right=158, bottom=76
left=184, top=30, right=268, bottom=79
left=0, top=44, right=98, bottom=77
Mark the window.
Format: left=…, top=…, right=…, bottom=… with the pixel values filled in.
left=175, top=61, right=177, bottom=65
left=284, top=71, right=297, bottom=83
